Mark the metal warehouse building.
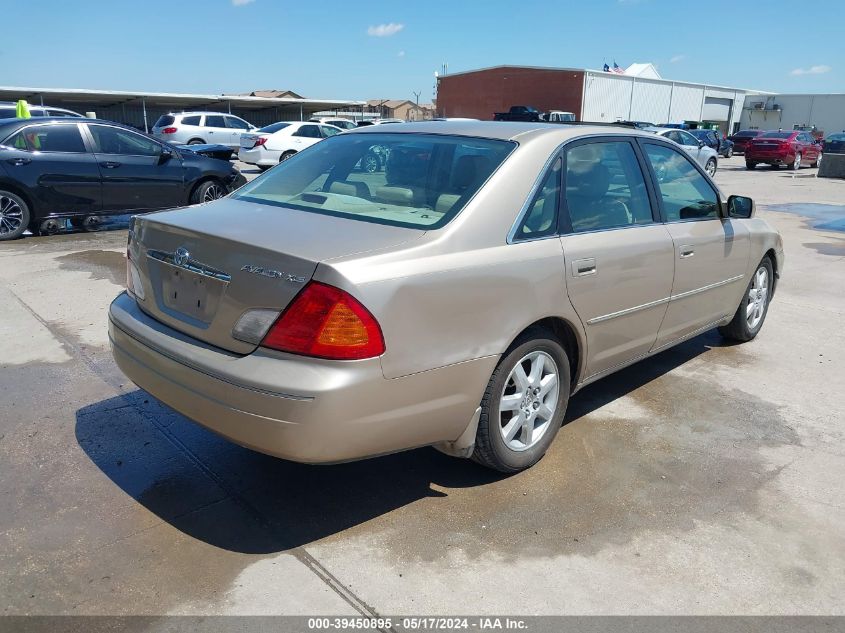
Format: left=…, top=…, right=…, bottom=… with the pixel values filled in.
left=436, top=65, right=764, bottom=135
left=0, top=86, right=364, bottom=132
left=739, top=93, right=845, bottom=136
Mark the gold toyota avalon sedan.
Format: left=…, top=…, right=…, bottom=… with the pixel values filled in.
left=109, top=122, right=783, bottom=472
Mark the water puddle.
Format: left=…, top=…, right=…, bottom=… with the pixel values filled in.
left=762, top=203, right=845, bottom=233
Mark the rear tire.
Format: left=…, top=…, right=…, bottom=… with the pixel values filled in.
left=725, top=147, right=733, bottom=158
left=187, top=138, right=205, bottom=145
left=811, top=153, right=821, bottom=168
left=280, top=151, right=296, bottom=163
left=472, top=330, right=570, bottom=473
left=705, top=158, right=717, bottom=177
left=0, top=190, right=30, bottom=241
left=718, top=257, right=774, bottom=342
left=746, top=161, right=757, bottom=170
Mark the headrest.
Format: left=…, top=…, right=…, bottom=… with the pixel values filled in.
left=567, top=162, right=610, bottom=200
left=452, top=155, right=490, bottom=190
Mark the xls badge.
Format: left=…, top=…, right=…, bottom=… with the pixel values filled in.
left=241, top=265, right=306, bottom=284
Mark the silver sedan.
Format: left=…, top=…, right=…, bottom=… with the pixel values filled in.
left=646, top=127, right=719, bottom=176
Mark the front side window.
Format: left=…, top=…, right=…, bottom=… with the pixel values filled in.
left=88, top=125, right=161, bottom=156
left=233, top=133, right=515, bottom=229
left=4, top=124, right=87, bottom=152
left=204, top=115, right=226, bottom=128
left=225, top=116, right=250, bottom=130
left=677, top=131, right=699, bottom=146
left=515, top=157, right=560, bottom=240
left=564, top=141, right=654, bottom=232
left=643, top=143, right=719, bottom=222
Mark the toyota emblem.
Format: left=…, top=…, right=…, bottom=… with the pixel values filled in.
left=174, top=247, right=190, bottom=267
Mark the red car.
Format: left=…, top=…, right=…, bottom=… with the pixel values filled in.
left=745, top=131, right=823, bottom=170
left=727, top=129, right=764, bottom=154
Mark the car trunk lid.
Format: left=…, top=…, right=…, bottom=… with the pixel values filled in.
left=130, top=198, right=422, bottom=354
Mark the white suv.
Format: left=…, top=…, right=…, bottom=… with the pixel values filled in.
left=151, top=112, right=256, bottom=149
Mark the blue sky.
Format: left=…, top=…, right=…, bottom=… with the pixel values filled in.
left=1, top=0, right=842, bottom=100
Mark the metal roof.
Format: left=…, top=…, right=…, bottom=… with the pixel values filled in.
left=0, top=85, right=364, bottom=111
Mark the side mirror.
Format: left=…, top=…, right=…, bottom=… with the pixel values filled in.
left=727, top=195, right=754, bottom=219
left=158, top=148, right=173, bottom=164
left=698, top=140, right=705, bottom=148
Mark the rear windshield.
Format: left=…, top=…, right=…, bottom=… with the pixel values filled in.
left=734, top=131, right=760, bottom=138
left=155, top=115, right=175, bottom=127
left=759, top=132, right=792, bottom=139
left=233, top=133, right=516, bottom=229
left=258, top=122, right=292, bottom=133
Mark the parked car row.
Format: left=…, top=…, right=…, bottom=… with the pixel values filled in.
left=0, top=118, right=246, bottom=240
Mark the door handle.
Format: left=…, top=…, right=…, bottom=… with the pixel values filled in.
left=100, top=161, right=121, bottom=169
left=5, top=158, right=31, bottom=166
left=679, top=246, right=695, bottom=259
left=572, top=258, right=597, bottom=277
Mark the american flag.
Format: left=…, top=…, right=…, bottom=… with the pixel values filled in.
left=610, top=62, right=625, bottom=74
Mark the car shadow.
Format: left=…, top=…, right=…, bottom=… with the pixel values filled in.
left=75, top=329, right=730, bottom=554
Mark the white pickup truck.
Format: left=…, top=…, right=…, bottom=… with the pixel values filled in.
left=546, top=111, right=576, bottom=122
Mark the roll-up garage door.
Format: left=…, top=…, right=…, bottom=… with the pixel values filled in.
left=702, top=97, right=732, bottom=121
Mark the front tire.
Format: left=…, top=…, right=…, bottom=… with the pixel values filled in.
left=0, top=190, right=30, bottom=241
left=811, top=153, right=822, bottom=168
left=789, top=153, right=801, bottom=170
left=718, top=257, right=774, bottom=342
left=746, top=161, right=757, bottom=170
left=472, top=330, right=570, bottom=473
left=190, top=179, right=226, bottom=204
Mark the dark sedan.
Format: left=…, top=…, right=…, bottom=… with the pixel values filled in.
left=823, top=132, right=845, bottom=154
left=0, top=118, right=246, bottom=240
left=727, top=129, right=764, bottom=154
left=689, top=129, right=734, bottom=158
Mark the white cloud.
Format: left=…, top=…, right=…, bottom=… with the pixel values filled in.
left=790, top=65, right=831, bottom=76
left=398, top=50, right=406, bottom=57
left=367, top=23, right=404, bottom=37
left=232, top=0, right=255, bottom=5
left=670, top=54, right=686, bottom=63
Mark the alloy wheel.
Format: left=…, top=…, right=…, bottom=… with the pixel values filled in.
left=746, top=265, right=769, bottom=330
left=202, top=183, right=224, bottom=202
left=498, top=351, right=559, bottom=451
left=0, top=194, right=24, bottom=237
left=706, top=159, right=717, bottom=177
left=792, top=153, right=801, bottom=170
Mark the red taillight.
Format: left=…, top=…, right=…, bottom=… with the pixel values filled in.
left=162, top=127, right=178, bottom=134
left=261, top=282, right=385, bottom=360
left=253, top=136, right=267, bottom=148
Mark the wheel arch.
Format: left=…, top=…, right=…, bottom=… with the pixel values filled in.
left=505, top=316, right=584, bottom=390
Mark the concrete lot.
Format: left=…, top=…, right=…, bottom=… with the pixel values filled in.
left=1, top=156, right=844, bottom=616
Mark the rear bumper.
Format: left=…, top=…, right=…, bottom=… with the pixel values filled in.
left=746, top=150, right=793, bottom=164
left=238, top=147, right=277, bottom=166
left=108, top=292, right=493, bottom=463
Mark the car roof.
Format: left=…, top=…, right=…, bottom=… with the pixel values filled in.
left=0, top=117, right=139, bottom=132
left=168, top=111, right=244, bottom=116
left=643, top=127, right=679, bottom=134
left=349, top=120, right=656, bottom=142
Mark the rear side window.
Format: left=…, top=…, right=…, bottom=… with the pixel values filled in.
left=0, top=108, right=17, bottom=119
left=258, top=122, right=291, bottom=133
left=516, top=158, right=560, bottom=240
left=205, top=115, right=226, bottom=128
left=321, top=126, right=341, bottom=137
left=643, top=143, right=719, bottom=222
left=293, top=125, right=322, bottom=138
left=181, top=115, right=201, bottom=126
left=155, top=115, right=176, bottom=127
left=564, top=141, right=653, bottom=232
left=4, top=124, right=87, bottom=152
left=233, top=133, right=515, bottom=229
